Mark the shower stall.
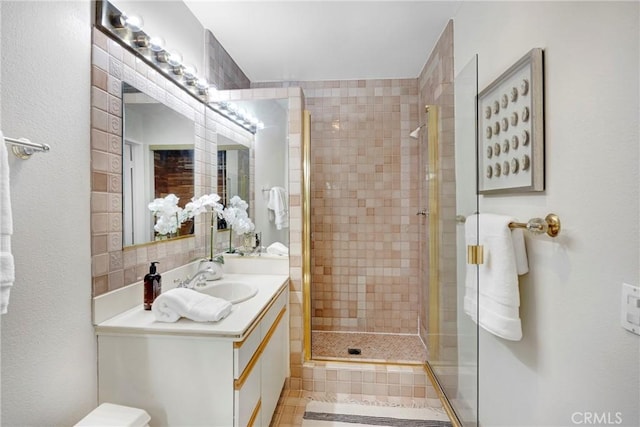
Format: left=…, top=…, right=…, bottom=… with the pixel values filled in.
left=300, top=53, right=480, bottom=425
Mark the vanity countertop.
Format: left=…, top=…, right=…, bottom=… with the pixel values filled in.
left=95, top=273, right=289, bottom=340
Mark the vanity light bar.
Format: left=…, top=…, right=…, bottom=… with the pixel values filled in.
left=95, top=0, right=259, bottom=134
left=209, top=101, right=264, bottom=132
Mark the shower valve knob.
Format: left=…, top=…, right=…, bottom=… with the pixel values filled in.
left=416, top=209, right=428, bottom=216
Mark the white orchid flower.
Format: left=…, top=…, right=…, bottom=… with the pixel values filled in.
left=233, top=217, right=255, bottom=235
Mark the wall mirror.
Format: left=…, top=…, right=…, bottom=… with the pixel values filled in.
left=217, top=134, right=251, bottom=230
left=218, top=98, right=289, bottom=249
left=122, top=83, right=196, bottom=246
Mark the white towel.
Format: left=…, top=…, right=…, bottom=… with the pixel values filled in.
left=1, top=131, right=15, bottom=315
left=266, top=241, right=289, bottom=256
left=464, top=213, right=528, bottom=341
left=266, top=186, right=289, bottom=230
left=152, top=288, right=232, bottom=323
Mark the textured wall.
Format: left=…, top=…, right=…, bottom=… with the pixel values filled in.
left=0, top=2, right=97, bottom=424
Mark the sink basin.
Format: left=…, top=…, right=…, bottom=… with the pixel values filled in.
left=198, top=281, right=258, bottom=304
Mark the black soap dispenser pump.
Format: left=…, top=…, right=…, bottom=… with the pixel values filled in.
left=144, top=261, right=161, bottom=310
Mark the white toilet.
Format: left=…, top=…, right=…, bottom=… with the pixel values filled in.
left=74, top=403, right=151, bottom=427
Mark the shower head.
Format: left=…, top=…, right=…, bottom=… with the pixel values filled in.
left=409, top=124, right=425, bottom=139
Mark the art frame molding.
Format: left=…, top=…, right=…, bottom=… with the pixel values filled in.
left=478, top=48, right=544, bottom=194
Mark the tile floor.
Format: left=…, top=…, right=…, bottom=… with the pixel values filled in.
left=270, top=387, right=452, bottom=427
left=270, top=388, right=309, bottom=427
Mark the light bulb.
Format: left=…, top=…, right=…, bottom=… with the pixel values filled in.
left=183, top=65, right=197, bottom=80
left=124, top=15, right=144, bottom=32
left=195, top=78, right=208, bottom=90
left=148, top=36, right=165, bottom=52
left=166, top=51, right=182, bottom=67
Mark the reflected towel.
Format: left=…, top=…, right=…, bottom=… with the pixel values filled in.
left=266, top=186, right=289, bottom=230
left=0, top=131, right=15, bottom=315
left=266, top=242, right=289, bottom=256
left=152, top=288, right=232, bottom=323
left=464, top=213, right=528, bottom=341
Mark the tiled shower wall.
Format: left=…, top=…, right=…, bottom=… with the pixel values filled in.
left=417, top=21, right=457, bottom=359
left=255, top=79, right=422, bottom=334
left=307, top=79, right=422, bottom=334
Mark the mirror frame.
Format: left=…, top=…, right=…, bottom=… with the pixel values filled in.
left=90, top=28, right=215, bottom=296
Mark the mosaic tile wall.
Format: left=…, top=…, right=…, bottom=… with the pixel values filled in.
left=206, top=30, right=251, bottom=90
left=253, top=22, right=455, bottom=392
left=255, top=79, right=422, bottom=334
left=90, top=28, right=253, bottom=296
left=416, top=21, right=457, bottom=361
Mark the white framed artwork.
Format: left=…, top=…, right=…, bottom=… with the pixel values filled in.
left=478, top=48, right=544, bottom=194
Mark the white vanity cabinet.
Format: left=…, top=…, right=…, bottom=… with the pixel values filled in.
left=97, top=283, right=289, bottom=427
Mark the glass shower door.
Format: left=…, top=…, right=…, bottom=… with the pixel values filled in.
left=452, top=55, right=479, bottom=425
left=428, top=54, right=479, bottom=426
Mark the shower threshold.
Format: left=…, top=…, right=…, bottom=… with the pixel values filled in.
left=311, top=331, right=427, bottom=365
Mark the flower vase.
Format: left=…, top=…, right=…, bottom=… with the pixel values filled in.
left=243, top=233, right=255, bottom=251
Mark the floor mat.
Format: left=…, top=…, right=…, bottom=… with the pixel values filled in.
left=302, top=401, right=452, bottom=427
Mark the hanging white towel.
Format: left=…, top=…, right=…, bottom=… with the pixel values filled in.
left=464, top=213, right=528, bottom=341
left=152, top=288, right=233, bottom=323
left=0, top=131, right=15, bottom=315
left=266, top=186, right=289, bottom=230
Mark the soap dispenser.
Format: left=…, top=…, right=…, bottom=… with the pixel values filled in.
left=144, top=261, right=161, bottom=310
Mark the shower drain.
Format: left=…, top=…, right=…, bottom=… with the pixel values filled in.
left=347, top=348, right=362, bottom=355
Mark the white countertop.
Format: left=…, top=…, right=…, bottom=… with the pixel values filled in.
left=95, top=273, right=289, bottom=340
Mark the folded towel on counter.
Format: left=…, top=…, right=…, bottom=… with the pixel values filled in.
left=464, top=213, right=528, bottom=341
left=266, top=242, right=289, bottom=256
left=266, top=186, right=289, bottom=230
left=152, top=288, right=232, bottom=323
left=0, top=130, right=15, bottom=315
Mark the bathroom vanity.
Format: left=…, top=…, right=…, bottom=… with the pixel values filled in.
left=94, top=263, right=289, bottom=426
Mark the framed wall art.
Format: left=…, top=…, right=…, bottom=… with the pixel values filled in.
left=478, top=48, right=544, bottom=194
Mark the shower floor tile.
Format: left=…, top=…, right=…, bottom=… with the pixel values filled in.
left=312, top=331, right=427, bottom=364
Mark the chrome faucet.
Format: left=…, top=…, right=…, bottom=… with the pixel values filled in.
left=175, top=268, right=215, bottom=289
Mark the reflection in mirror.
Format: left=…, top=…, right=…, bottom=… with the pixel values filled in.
left=217, top=135, right=250, bottom=230
left=231, top=99, right=289, bottom=249
left=122, top=83, right=195, bottom=246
